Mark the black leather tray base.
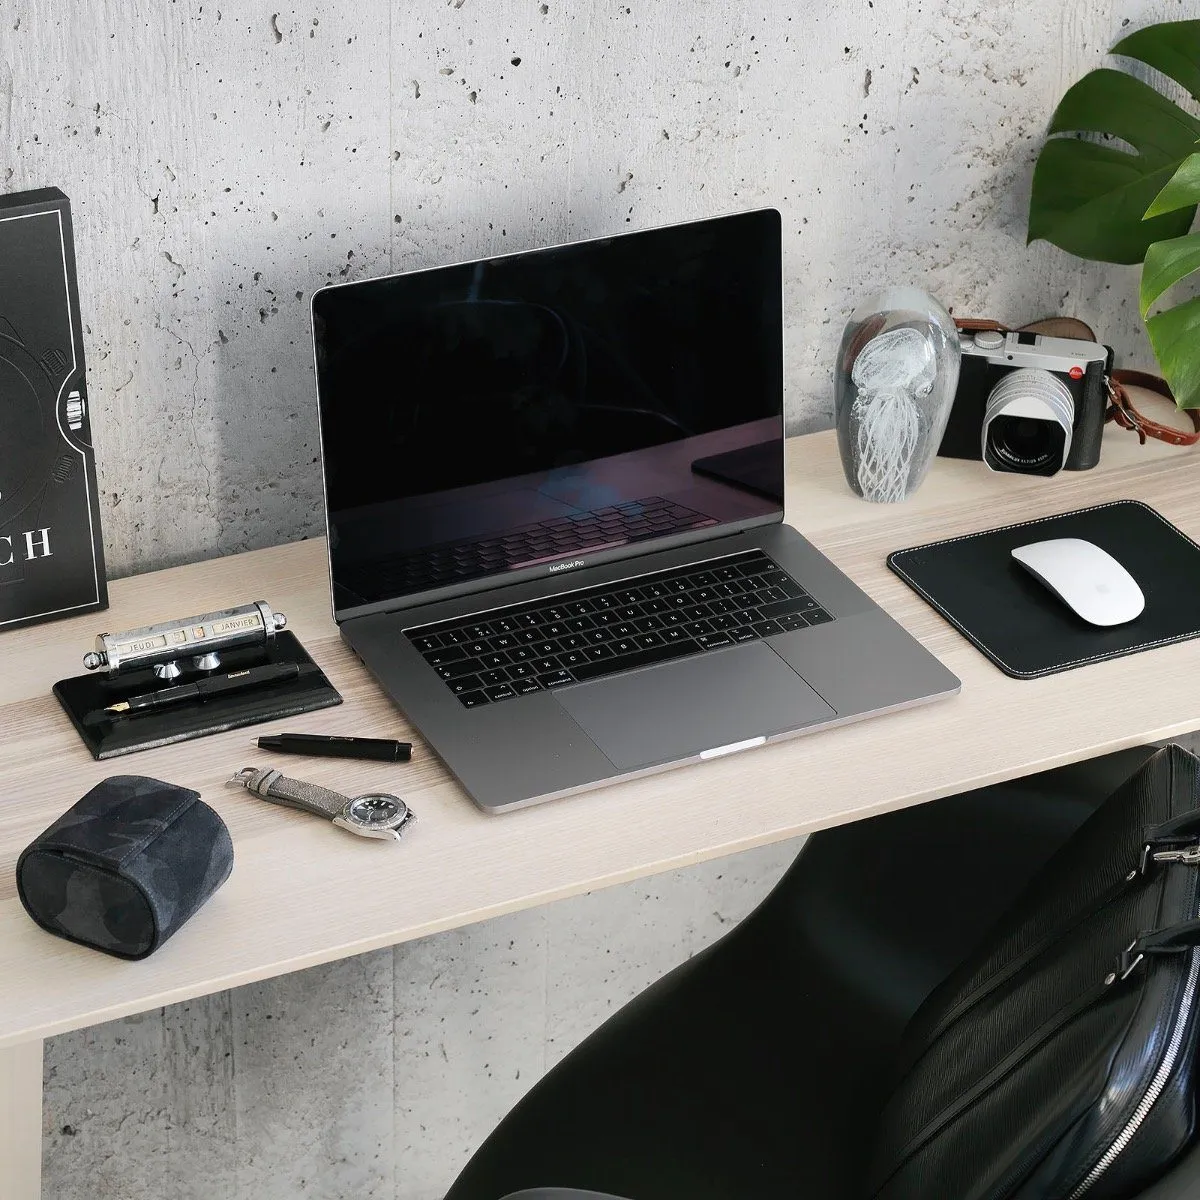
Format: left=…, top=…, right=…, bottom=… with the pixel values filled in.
left=54, top=630, right=342, bottom=759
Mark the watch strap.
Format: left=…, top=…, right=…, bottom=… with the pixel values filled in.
left=241, top=767, right=348, bottom=820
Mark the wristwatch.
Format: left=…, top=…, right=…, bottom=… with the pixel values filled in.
left=227, top=766, right=415, bottom=841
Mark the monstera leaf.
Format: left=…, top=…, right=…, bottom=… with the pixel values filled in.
left=1140, top=152, right=1200, bottom=408
left=1029, top=22, right=1200, bottom=264
left=1029, top=21, right=1200, bottom=408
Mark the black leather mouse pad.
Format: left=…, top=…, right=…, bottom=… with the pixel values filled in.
left=887, top=500, right=1200, bottom=679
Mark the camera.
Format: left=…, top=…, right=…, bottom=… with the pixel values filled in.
left=938, top=329, right=1112, bottom=475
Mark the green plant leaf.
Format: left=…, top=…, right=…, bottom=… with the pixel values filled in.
left=1145, top=150, right=1200, bottom=217
left=1146, top=294, right=1200, bottom=408
left=1030, top=141, right=1194, bottom=263
left=1141, top=232, right=1200, bottom=316
left=1112, top=20, right=1200, bottom=104
left=1029, top=69, right=1200, bottom=263
left=1029, top=20, right=1200, bottom=412
left=1048, top=68, right=1200, bottom=157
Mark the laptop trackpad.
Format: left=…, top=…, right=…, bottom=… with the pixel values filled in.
left=556, top=642, right=836, bottom=771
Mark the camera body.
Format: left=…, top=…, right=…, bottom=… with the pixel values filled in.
left=938, top=329, right=1112, bottom=474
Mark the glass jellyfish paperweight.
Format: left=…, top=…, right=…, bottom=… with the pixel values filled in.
left=834, top=288, right=961, bottom=503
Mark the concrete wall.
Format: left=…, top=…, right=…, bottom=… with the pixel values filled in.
left=2, top=0, right=1180, bottom=578
left=9, top=0, right=1195, bottom=1196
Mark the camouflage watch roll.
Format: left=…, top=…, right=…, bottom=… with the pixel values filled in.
left=16, top=775, right=233, bottom=959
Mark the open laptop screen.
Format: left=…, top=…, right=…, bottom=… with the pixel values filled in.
left=312, top=207, right=784, bottom=619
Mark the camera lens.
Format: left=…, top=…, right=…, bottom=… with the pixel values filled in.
left=986, top=415, right=1066, bottom=473
left=981, top=369, right=1075, bottom=476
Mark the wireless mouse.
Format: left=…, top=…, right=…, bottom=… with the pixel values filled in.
left=1011, top=538, right=1145, bottom=627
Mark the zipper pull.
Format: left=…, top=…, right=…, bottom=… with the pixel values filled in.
left=1150, top=843, right=1200, bottom=867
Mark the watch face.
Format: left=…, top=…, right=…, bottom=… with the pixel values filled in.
left=347, top=793, right=407, bottom=827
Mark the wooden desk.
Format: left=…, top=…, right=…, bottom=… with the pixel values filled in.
left=2, top=424, right=1199, bottom=1197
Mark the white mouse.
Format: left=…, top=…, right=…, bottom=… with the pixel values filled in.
left=1011, top=538, right=1145, bottom=627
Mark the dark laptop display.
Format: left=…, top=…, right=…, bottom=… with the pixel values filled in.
left=313, top=208, right=784, bottom=619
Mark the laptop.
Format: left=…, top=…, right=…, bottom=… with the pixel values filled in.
left=311, top=208, right=960, bottom=813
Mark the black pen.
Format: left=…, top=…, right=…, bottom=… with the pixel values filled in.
left=256, top=732, right=413, bottom=763
left=105, top=663, right=301, bottom=714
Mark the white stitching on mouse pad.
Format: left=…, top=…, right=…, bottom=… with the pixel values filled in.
left=887, top=500, right=1200, bottom=679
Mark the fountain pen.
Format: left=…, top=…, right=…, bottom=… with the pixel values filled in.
left=256, top=732, right=413, bottom=762
left=105, top=663, right=300, bottom=714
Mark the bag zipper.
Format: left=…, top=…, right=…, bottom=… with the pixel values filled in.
left=1149, top=843, right=1200, bottom=866
left=1065, top=948, right=1200, bottom=1198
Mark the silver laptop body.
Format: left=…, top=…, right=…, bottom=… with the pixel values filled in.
left=311, top=209, right=959, bottom=813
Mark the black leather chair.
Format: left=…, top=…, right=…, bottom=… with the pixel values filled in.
left=445, top=747, right=1200, bottom=1200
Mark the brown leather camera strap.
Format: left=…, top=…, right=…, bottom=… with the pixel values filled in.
left=1106, top=371, right=1200, bottom=447
left=953, top=317, right=1200, bottom=449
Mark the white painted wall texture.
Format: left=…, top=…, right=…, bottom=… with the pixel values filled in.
left=5, top=0, right=1197, bottom=1195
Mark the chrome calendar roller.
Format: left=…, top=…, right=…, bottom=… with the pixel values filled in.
left=82, top=600, right=287, bottom=680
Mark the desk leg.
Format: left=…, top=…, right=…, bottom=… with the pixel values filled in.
left=0, top=1040, right=43, bottom=1199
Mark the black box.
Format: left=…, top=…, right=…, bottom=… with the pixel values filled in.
left=0, top=187, right=107, bottom=629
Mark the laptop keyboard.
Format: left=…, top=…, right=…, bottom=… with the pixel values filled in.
left=406, top=550, right=834, bottom=708
left=353, top=496, right=717, bottom=598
